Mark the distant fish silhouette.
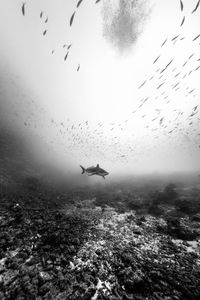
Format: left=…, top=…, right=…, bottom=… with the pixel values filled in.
left=64, top=52, right=69, bottom=61
left=77, top=64, right=80, bottom=72
left=70, top=11, right=76, bottom=26
left=157, top=82, right=165, bottom=89
left=171, top=35, right=179, bottom=41
left=161, top=38, right=167, bottom=47
left=180, top=16, right=185, bottom=26
left=22, top=3, right=26, bottom=16
left=153, top=55, right=160, bottom=64
left=138, top=80, right=146, bottom=89
left=160, top=58, right=174, bottom=73
left=159, top=117, right=164, bottom=125
left=95, top=0, right=101, bottom=3
left=43, top=30, right=47, bottom=36
left=188, top=54, right=194, bottom=59
left=77, top=0, right=84, bottom=8
left=40, top=11, right=43, bottom=18
left=180, top=0, right=184, bottom=11
left=191, top=0, right=200, bottom=13
left=193, top=34, right=200, bottom=41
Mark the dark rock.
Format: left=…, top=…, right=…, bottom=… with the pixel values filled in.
left=191, top=214, right=200, bottom=222
left=95, top=249, right=101, bottom=256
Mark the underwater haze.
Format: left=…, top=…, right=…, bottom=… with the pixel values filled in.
left=0, top=0, right=200, bottom=185
left=1, top=2, right=200, bottom=299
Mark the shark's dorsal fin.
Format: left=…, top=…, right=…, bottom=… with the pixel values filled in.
left=96, top=164, right=99, bottom=168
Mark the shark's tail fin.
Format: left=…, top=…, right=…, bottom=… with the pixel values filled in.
left=80, top=165, right=85, bottom=174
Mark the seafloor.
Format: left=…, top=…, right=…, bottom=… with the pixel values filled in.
left=0, top=183, right=200, bottom=300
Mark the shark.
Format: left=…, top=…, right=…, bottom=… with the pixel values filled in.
left=80, top=164, right=109, bottom=179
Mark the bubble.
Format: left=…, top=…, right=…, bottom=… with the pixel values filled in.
left=101, top=0, right=151, bottom=54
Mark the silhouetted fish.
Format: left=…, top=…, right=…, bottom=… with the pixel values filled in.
left=180, top=0, right=184, bottom=11
left=191, top=0, right=200, bottom=13
left=77, top=0, right=84, bottom=8
left=193, top=34, right=200, bottom=41
left=153, top=55, right=160, bottom=64
left=161, top=38, right=167, bottom=47
left=160, top=58, right=174, bottom=73
left=180, top=16, right=185, bottom=26
left=22, top=3, right=26, bottom=16
left=157, top=82, right=165, bottom=89
left=138, top=80, right=146, bottom=89
left=70, top=11, right=76, bottom=26
left=171, top=35, right=179, bottom=41
left=64, top=52, right=69, bottom=61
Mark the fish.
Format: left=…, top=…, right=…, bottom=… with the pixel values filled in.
left=171, top=35, right=179, bottom=41
left=95, top=0, right=101, bottom=3
left=159, top=117, right=164, bottom=125
left=157, top=82, right=165, bottom=89
left=153, top=55, right=160, bottom=64
left=188, top=53, right=194, bottom=59
left=180, top=0, right=184, bottom=11
left=138, top=80, right=146, bottom=89
left=160, top=58, right=174, bottom=73
left=192, top=34, right=200, bottom=41
left=77, top=64, right=80, bottom=72
left=161, top=38, right=167, bottom=47
left=64, top=52, right=69, bottom=61
left=43, top=30, right=47, bottom=36
left=70, top=11, right=76, bottom=26
left=80, top=164, right=109, bottom=179
left=191, top=0, right=200, bottom=13
left=180, top=16, right=185, bottom=26
left=174, top=72, right=180, bottom=77
left=22, top=3, right=26, bottom=16
left=77, top=0, right=84, bottom=8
